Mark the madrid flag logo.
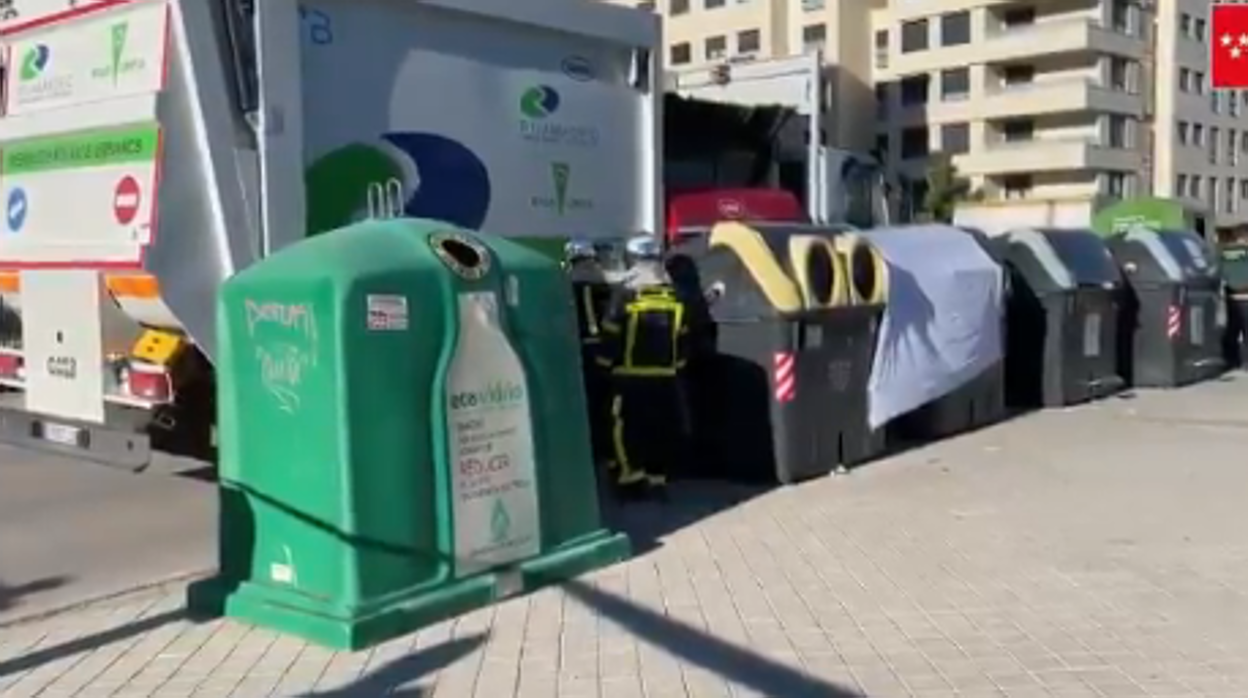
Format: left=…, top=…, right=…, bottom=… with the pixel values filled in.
left=1213, top=4, right=1248, bottom=88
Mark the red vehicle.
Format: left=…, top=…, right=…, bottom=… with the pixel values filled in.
left=665, top=188, right=808, bottom=245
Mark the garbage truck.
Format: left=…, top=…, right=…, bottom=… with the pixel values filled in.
left=0, top=0, right=662, bottom=466
left=664, top=52, right=887, bottom=229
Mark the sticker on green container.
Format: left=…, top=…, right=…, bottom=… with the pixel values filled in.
left=445, top=291, right=541, bottom=577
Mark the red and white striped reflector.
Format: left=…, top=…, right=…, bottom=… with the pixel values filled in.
left=773, top=352, right=796, bottom=403
left=1166, top=304, right=1181, bottom=340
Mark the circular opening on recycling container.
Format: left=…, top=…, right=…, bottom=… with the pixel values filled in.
left=804, top=243, right=837, bottom=307
left=849, top=243, right=879, bottom=303
left=439, top=237, right=483, bottom=270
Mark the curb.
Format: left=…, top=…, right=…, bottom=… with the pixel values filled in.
left=0, top=569, right=211, bottom=629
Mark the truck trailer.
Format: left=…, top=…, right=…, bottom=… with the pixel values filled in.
left=0, top=0, right=661, bottom=466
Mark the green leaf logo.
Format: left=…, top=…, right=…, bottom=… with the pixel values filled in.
left=490, top=498, right=511, bottom=545
left=550, top=162, right=570, bottom=216
left=109, top=22, right=128, bottom=84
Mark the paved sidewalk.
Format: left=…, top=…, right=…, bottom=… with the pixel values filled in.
left=4, top=382, right=1248, bottom=697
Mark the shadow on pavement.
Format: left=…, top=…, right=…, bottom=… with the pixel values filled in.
left=563, top=580, right=863, bottom=698
left=297, top=635, right=487, bottom=697
left=602, top=481, right=768, bottom=555
left=0, top=577, right=69, bottom=615
left=0, top=609, right=186, bottom=678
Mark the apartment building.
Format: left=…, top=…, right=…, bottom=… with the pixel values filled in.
left=1153, top=3, right=1248, bottom=228
left=618, top=0, right=1248, bottom=229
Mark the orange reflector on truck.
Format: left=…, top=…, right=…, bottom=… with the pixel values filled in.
left=105, top=274, right=161, bottom=299
left=0, top=272, right=161, bottom=298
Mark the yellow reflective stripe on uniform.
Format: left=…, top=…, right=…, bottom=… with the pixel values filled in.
left=671, top=302, right=685, bottom=369
left=612, top=366, right=678, bottom=377
left=580, top=286, right=600, bottom=337
left=610, top=395, right=648, bottom=485
left=602, top=320, right=621, bottom=334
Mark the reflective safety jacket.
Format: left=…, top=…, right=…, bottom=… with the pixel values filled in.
left=598, top=285, right=690, bottom=377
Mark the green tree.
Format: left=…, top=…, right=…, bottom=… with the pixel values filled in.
left=920, top=152, right=971, bottom=223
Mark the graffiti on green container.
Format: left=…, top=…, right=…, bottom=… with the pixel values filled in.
left=245, top=299, right=319, bottom=413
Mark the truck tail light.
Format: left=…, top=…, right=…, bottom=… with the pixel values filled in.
left=0, top=352, right=22, bottom=380
left=127, top=361, right=173, bottom=403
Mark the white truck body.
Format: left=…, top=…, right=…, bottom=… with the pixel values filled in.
left=0, top=0, right=661, bottom=462
left=665, top=52, right=884, bottom=227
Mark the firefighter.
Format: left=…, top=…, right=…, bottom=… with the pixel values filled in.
left=599, top=235, right=692, bottom=500
left=564, top=239, right=614, bottom=464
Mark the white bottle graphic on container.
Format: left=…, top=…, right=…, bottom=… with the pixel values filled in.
left=444, top=290, right=541, bottom=577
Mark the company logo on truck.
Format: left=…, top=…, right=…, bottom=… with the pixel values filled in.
left=517, top=84, right=599, bottom=148
left=15, top=43, right=73, bottom=102
left=19, top=45, right=50, bottom=81
left=304, top=132, right=492, bottom=235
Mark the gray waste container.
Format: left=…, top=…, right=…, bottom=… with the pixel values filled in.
left=998, top=228, right=1126, bottom=407
left=666, top=221, right=881, bottom=483
left=1109, top=229, right=1226, bottom=387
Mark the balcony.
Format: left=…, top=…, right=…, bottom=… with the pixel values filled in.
left=981, top=18, right=1145, bottom=62
left=954, top=138, right=1141, bottom=176
left=980, top=79, right=1143, bottom=119
left=884, top=19, right=1144, bottom=78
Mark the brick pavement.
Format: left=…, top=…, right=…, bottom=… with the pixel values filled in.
left=3, top=382, right=1248, bottom=697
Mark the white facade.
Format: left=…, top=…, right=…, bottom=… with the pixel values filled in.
left=611, top=0, right=1248, bottom=228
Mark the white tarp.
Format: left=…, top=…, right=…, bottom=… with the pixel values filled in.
left=865, top=224, right=1005, bottom=428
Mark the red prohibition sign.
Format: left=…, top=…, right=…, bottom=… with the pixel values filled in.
left=113, top=175, right=141, bottom=225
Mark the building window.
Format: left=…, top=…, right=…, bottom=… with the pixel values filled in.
left=875, top=83, right=889, bottom=117
left=1003, top=64, right=1035, bottom=87
left=1212, top=90, right=1222, bottom=114
left=737, top=29, right=760, bottom=54
left=1180, top=68, right=1192, bottom=92
left=1003, top=174, right=1033, bottom=199
left=1180, top=13, right=1192, bottom=36
left=901, top=19, right=929, bottom=53
left=1110, top=0, right=1130, bottom=33
left=1232, top=91, right=1241, bottom=117
left=1177, top=174, right=1188, bottom=197
left=705, top=35, right=727, bottom=60
left=803, top=23, right=827, bottom=50
left=1232, top=129, right=1239, bottom=165
left=941, top=68, right=970, bottom=101
left=941, top=123, right=970, bottom=154
left=1002, top=119, right=1034, bottom=142
left=1241, top=179, right=1248, bottom=201
left=1241, top=131, right=1248, bottom=155
left=875, top=133, right=889, bottom=161
left=1108, top=115, right=1129, bottom=148
left=1003, top=6, right=1036, bottom=28
left=1190, top=175, right=1201, bottom=200
left=704, top=0, right=726, bottom=9
left=1178, top=121, right=1190, bottom=146
left=1227, top=179, right=1236, bottom=213
left=638, top=0, right=656, bottom=11
left=670, top=42, right=692, bottom=65
left=1193, top=122, right=1204, bottom=146
left=801, top=0, right=825, bottom=9
left=941, top=11, right=971, bottom=46
left=1195, top=16, right=1207, bottom=42
left=1195, top=72, right=1206, bottom=95
left=901, top=126, right=929, bottom=159
left=900, top=74, right=930, bottom=106
left=1109, top=57, right=1130, bottom=91
left=670, top=0, right=689, bottom=15
left=1106, top=172, right=1128, bottom=199
left=1211, top=127, right=1220, bottom=164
